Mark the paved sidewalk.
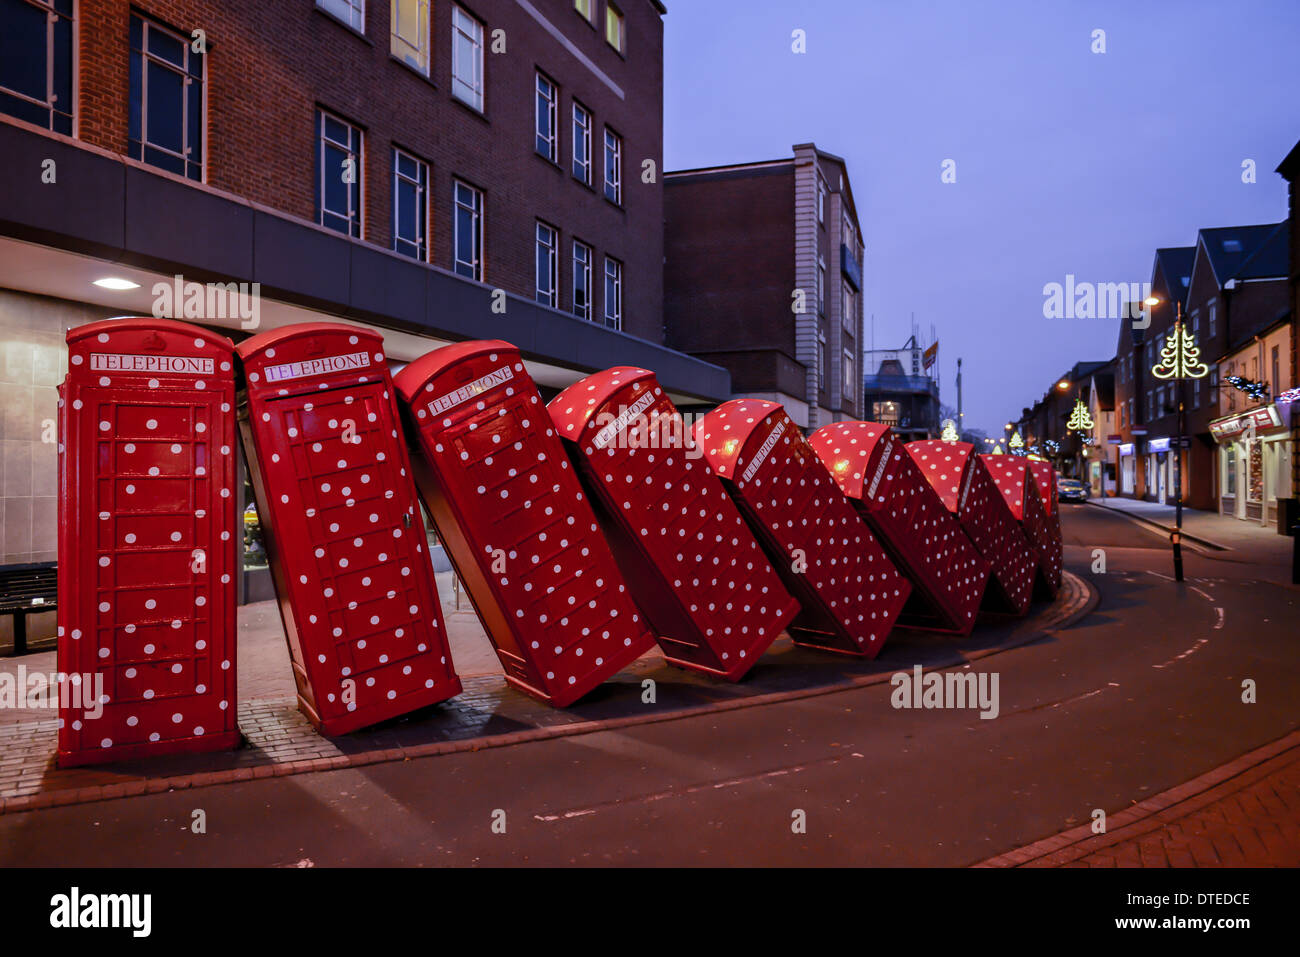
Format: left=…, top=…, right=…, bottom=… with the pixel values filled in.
left=977, top=729, right=1300, bottom=868
left=0, top=571, right=1093, bottom=814
left=1088, top=496, right=1294, bottom=565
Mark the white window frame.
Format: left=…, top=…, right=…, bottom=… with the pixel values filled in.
left=391, top=0, right=430, bottom=74
left=603, top=127, right=622, bottom=205
left=392, top=147, right=428, bottom=260
left=317, top=109, right=363, bottom=238
left=535, top=72, right=558, bottom=162
left=131, top=14, right=207, bottom=181
left=536, top=221, right=559, bottom=308
left=318, top=0, right=365, bottom=32
left=572, top=240, right=593, bottom=320
left=453, top=179, right=484, bottom=280
left=603, top=256, right=623, bottom=330
left=451, top=4, right=485, bottom=112
left=842, top=349, right=855, bottom=398
left=572, top=102, right=592, bottom=185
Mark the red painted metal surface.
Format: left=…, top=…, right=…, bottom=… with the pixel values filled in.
left=809, top=423, right=991, bottom=635
left=906, top=441, right=1035, bottom=616
left=394, top=341, right=656, bottom=706
left=548, top=367, right=799, bottom=680
left=237, top=323, right=460, bottom=735
left=694, top=400, right=910, bottom=658
left=1027, top=459, right=1062, bottom=545
left=57, top=318, right=240, bottom=766
left=979, top=455, right=1061, bottom=598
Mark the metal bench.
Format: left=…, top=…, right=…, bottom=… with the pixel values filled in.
left=0, top=561, right=57, bottom=656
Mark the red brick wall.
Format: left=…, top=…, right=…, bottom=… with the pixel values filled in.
left=663, top=166, right=798, bottom=394
left=74, top=0, right=664, bottom=341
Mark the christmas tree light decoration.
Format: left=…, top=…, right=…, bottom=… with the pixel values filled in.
left=940, top=419, right=959, bottom=442
left=992, top=443, right=1004, bottom=455
left=1151, top=320, right=1209, bottom=381
left=1009, top=430, right=1024, bottom=453
left=1066, top=399, right=1094, bottom=433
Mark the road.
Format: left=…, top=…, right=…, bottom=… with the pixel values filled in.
left=2, top=504, right=1296, bottom=866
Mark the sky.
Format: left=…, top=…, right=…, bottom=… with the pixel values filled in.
left=662, top=0, right=1300, bottom=436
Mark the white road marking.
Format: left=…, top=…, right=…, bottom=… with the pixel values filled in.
left=1214, top=607, right=1225, bottom=630
left=1153, top=638, right=1210, bottom=670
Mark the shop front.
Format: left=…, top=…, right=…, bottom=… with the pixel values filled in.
left=1146, top=437, right=1172, bottom=505
left=1210, top=404, right=1293, bottom=527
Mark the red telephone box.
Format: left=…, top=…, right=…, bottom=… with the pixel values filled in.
left=237, top=323, right=461, bottom=735
left=394, top=341, right=656, bottom=706
left=57, top=318, right=240, bottom=766
left=906, top=441, right=1035, bottom=616
left=694, top=400, right=910, bottom=658
left=548, top=368, right=799, bottom=680
left=979, top=455, right=1061, bottom=598
left=809, top=423, right=991, bottom=635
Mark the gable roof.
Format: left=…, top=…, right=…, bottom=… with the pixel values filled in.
left=1229, top=221, right=1288, bottom=281
left=1196, top=223, right=1284, bottom=287
left=1152, top=246, right=1195, bottom=307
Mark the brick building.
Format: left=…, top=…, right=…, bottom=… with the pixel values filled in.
left=663, top=144, right=865, bottom=429
left=0, top=0, right=730, bottom=631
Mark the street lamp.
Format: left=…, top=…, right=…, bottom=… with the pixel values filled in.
left=1145, top=293, right=1208, bottom=582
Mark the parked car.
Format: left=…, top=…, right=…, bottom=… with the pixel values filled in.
left=1056, top=476, right=1089, bottom=502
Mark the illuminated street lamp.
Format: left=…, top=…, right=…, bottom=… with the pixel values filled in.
left=1145, top=294, right=1209, bottom=582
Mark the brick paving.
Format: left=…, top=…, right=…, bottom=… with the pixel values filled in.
left=0, top=571, right=1090, bottom=814
left=978, top=729, right=1300, bottom=868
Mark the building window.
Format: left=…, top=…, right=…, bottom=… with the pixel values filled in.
left=873, top=401, right=900, bottom=426
left=0, top=0, right=73, bottom=134
left=574, top=0, right=593, bottom=22
left=1272, top=345, right=1280, bottom=397
left=535, top=72, right=558, bottom=162
left=572, top=102, right=592, bottom=184
left=1208, top=301, right=1217, bottom=338
left=319, top=0, right=365, bottom=32
left=817, top=176, right=826, bottom=224
left=842, top=286, right=855, bottom=332
left=453, top=179, right=483, bottom=280
left=451, top=5, right=484, bottom=111
left=391, top=0, right=430, bottom=74
left=817, top=259, right=826, bottom=315
left=1192, top=376, right=1200, bottom=409
left=843, top=350, right=855, bottom=397
left=603, top=128, right=622, bottom=204
left=128, top=15, right=205, bottom=181
left=392, top=148, right=428, bottom=260
left=1128, top=397, right=1133, bottom=425
left=536, top=221, right=558, bottom=307
left=1191, top=309, right=1199, bottom=338
left=605, top=2, right=625, bottom=52
left=317, top=109, right=362, bottom=237
left=1225, top=445, right=1236, bottom=496
left=572, top=240, right=592, bottom=321
left=603, top=257, right=622, bottom=330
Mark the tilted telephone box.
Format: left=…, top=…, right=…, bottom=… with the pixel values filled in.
left=548, top=367, right=799, bottom=680
left=394, top=341, right=656, bottom=706
left=237, top=323, right=461, bottom=735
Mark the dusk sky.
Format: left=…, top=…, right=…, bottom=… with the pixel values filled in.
left=663, top=0, right=1300, bottom=436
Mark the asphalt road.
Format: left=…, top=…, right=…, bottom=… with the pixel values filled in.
left=3, top=505, right=1296, bottom=866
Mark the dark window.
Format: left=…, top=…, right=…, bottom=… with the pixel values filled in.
left=603, top=128, right=622, bottom=204
left=317, top=109, right=362, bottom=237
left=392, top=148, right=428, bottom=260
left=572, top=240, right=592, bottom=320
left=572, top=103, right=592, bottom=184
left=0, top=0, right=73, bottom=134
left=129, top=14, right=205, bottom=181
left=603, top=256, right=622, bottom=330
left=453, top=179, right=483, bottom=280
left=536, top=222, right=558, bottom=307
left=536, top=73, right=557, bottom=161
